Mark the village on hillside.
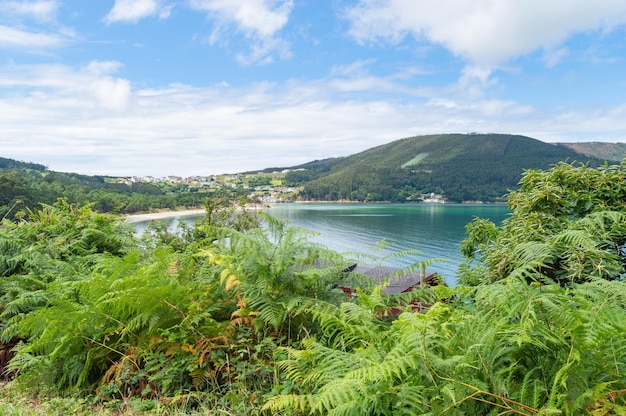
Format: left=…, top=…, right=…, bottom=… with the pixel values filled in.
left=113, top=169, right=303, bottom=204
left=113, top=169, right=448, bottom=204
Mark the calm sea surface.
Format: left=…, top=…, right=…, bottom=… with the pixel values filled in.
left=132, top=203, right=510, bottom=286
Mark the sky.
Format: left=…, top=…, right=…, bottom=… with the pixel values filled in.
left=2, top=1, right=626, bottom=177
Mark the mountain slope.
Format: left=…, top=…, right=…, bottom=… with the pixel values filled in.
left=0, top=157, right=47, bottom=172
left=560, top=142, right=626, bottom=162
left=286, top=134, right=611, bottom=202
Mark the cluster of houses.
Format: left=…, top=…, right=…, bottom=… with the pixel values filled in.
left=117, top=175, right=215, bottom=185
left=115, top=170, right=301, bottom=204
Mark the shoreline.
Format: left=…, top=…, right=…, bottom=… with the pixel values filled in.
left=124, top=209, right=206, bottom=223
left=123, top=204, right=272, bottom=223
left=123, top=201, right=504, bottom=223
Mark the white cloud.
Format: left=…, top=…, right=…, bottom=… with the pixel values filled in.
left=104, top=0, right=174, bottom=24
left=330, top=59, right=377, bottom=76
left=189, top=0, right=293, bottom=64
left=89, top=78, right=132, bottom=112
left=190, top=0, right=292, bottom=37
left=1, top=0, right=57, bottom=21
left=542, top=47, right=570, bottom=68
left=0, top=61, right=131, bottom=111
left=235, top=36, right=291, bottom=65
left=0, top=24, right=68, bottom=49
left=85, top=60, right=125, bottom=76
left=0, top=1, right=75, bottom=52
left=345, top=0, right=626, bottom=65
left=3, top=60, right=625, bottom=177
left=457, top=66, right=497, bottom=99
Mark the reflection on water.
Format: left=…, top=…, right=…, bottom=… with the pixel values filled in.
left=131, top=203, right=510, bottom=285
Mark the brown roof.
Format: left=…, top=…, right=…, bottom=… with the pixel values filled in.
left=343, top=264, right=439, bottom=295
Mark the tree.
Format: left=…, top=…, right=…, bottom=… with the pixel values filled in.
left=460, top=162, right=626, bottom=285
left=0, top=171, right=29, bottom=219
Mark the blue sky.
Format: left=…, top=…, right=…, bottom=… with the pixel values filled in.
left=2, top=0, right=626, bottom=176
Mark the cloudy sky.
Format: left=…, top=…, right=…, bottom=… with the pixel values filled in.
left=2, top=0, right=626, bottom=176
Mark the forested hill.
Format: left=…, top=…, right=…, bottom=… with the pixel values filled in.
left=284, top=133, right=613, bottom=202
left=0, top=160, right=202, bottom=220
left=0, top=156, right=47, bottom=172
left=2, top=134, right=620, bottom=214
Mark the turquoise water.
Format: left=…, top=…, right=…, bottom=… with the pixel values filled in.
left=132, top=203, right=510, bottom=285
left=266, top=203, right=510, bottom=285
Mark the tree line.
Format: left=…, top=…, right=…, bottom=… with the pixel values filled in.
left=0, top=168, right=248, bottom=220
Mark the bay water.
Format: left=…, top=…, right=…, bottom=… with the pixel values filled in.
left=132, top=203, right=510, bottom=286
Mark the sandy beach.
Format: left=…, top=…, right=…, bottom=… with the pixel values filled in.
left=124, top=209, right=206, bottom=223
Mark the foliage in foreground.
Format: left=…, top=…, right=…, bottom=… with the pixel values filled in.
left=266, top=162, right=626, bottom=415
left=266, top=280, right=626, bottom=415
left=461, top=161, right=626, bottom=285
left=1, top=161, right=626, bottom=415
left=0, top=199, right=353, bottom=414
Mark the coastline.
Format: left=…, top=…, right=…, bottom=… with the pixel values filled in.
left=123, top=201, right=502, bottom=223
left=123, top=203, right=272, bottom=223
left=124, top=209, right=206, bottom=223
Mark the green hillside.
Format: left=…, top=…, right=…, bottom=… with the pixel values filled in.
left=0, top=156, right=47, bottom=172
left=2, top=135, right=621, bottom=213
left=285, top=133, right=612, bottom=202
left=0, top=160, right=202, bottom=220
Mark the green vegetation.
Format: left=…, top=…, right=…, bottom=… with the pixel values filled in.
left=401, top=152, right=430, bottom=168
left=0, top=157, right=46, bottom=172
left=264, top=162, right=626, bottom=415
left=461, top=162, right=626, bottom=285
left=1, top=160, right=625, bottom=415
left=0, top=161, right=253, bottom=220
left=286, top=134, right=611, bottom=202
left=0, top=197, right=355, bottom=414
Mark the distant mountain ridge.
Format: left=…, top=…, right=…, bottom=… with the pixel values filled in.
left=284, top=134, right=617, bottom=203
left=0, top=156, right=47, bottom=172
left=2, top=134, right=624, bottom=207
left=560, top=142, right=626, bottom=162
